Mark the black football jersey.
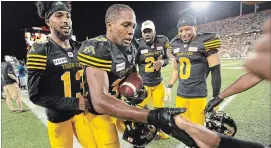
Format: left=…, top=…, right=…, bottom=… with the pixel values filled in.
left=170, top=33, right=221, bottom=98
left=27, top=38, right=83, bottom=123
left=136, top=35, right=170, bottom=87
left=78, top=35, right=137, bottom=105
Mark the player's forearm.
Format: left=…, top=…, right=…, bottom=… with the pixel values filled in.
left=219, top=72, right=262, bottom=99
left=30, top=94, right=80, bottom=111
left=175, top=116, right=220, bottom=148
left=92, top=92, right=149, bottom=123
left=210, top=64, right=221, bottom=97
left=168, top=68, right=178, bottom=85
left=8, top=74, right=18, bottom=81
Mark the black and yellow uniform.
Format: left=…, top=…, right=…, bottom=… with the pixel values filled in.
left=78, top=35, right=137, bottom=148
left=170, top=33, right=221, bottom=125
left=136, top=35, right=170, bottom=108
left=27, top=38, right=97, bottom=148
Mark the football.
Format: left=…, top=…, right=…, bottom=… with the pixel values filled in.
left=119, top=72, right=144, bottom=97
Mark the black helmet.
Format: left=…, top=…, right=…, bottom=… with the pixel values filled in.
left=206, top=111, right=237, bottom=137
left=122, top=120, right=157, bottom=147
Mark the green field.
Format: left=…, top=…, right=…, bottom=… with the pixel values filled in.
left=1, top=59, right=270, bottom=148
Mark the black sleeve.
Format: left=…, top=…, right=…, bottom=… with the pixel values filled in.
left=210, top=64, right=221, bottom=97
left=27, top=43, right=80, bottom=111
left=219, top=134, right=265, bottom=148
left=162, top=37, right=170, bottom=67
left=204, top=33, right=221, bottom=57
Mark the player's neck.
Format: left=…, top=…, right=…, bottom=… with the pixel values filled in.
left=51, top=34, right=71, bottom=49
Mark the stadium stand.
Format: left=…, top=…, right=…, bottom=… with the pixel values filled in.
left=198, top=9, right=271, bottom=58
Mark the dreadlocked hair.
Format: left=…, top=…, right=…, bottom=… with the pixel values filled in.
left=35, top=1, right=71, bottom=19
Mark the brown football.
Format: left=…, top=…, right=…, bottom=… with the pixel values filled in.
left=119, top=72, right=143, bottom=97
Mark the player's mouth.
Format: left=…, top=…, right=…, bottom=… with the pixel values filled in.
left=124, top=38, right=132, bottom=45
left=145, top=37, right=151, bottom=42
left=61, top=26, right=71, bottom=33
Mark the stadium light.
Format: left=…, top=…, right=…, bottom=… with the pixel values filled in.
left=191, top=2, right=210, bottom=11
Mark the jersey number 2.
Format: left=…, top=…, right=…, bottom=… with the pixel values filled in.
left=145, top=57, right=155, bottom=72
left=61, top=70, right=84, bottom=98
left=179, top=57, right=191, bottom=79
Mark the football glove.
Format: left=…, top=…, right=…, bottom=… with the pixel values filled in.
left=204, top=96, right=223, bottom=113
left=147, top=108, right=198, bottom=147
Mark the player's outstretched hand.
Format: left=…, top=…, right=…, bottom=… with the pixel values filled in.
left=147, top=108, right=198, bottom=147
left=204, top=96, right=223, bottom=113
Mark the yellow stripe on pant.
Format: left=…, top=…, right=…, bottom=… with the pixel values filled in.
left=139, top=81, right=165, bottom=108
left=48, top=113, right=97, bottom=148
left=176, top=96, right=207, bottom=125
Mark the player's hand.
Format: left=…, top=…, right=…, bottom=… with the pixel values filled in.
left=165, top=88, right=172, bottom=102
left=78, top=96, right=89, bottom=111
left=153, top=60, right=164, bottom=71
left=126, top=87, right=148, bottom=105
left=147, top=108, right=198, bottom=147
left=204, top=96, right=223, bottom=113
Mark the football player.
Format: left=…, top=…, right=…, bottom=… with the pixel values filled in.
left=78, top=4, right=197, bottom=148
left=27, top=2, right=97, bottom=147
left=136, top=20, right=170, bottom=139
left=174, top=20, right=271, bottom=147
left=166, top=15, right=222, bottom=125
left=205, top=18, right=270, bottom=112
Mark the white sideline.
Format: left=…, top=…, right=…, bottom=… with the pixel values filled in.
left=21, top=94, right=132, bottom=148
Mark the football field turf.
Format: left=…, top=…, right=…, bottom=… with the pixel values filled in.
left=1, top=59, right=270, bottom=148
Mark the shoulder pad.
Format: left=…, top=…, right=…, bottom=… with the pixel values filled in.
left=156, top=35, right=169, bottom=43
left=26, top=42, right=48, bottom=71
left=198, top=33, right=221, bottom=51
left=78, top=36, right=112, bottom=72
left=169, top=35, right=180, bottom=45
left=197, top=33, right=220, bottom=42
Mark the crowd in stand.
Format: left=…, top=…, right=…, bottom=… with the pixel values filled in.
left=198, top=9, right=270, bottom=58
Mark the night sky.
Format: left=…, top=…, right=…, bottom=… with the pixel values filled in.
left=1, top=1, right=271, bottom=61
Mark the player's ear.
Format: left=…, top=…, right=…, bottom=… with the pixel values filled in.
left=45, top=19, right=51, bottom=28
left=107, top=22, right=113, bottom=32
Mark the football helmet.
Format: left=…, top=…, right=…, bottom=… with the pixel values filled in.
left=205, top=111, right=237, bottom=137
left=122, top=120, right=157, bottom=147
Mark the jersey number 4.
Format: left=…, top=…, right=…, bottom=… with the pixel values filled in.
left=179, top=57, right=191, bottom=79
left=61, top=70, right=84, bottom=98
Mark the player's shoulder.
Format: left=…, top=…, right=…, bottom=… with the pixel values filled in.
left=170, top=34, right=180, bottom=45
left=156, top=35, right=169, bottom=43
left=136, top=38, right=145, bottom=44
left=79, top=35, right=111, bottom=58
left=78, top=35, right=112, bottom=71
left=197, top=32, right=220, bottom=42
left=27, top=40, right=49, bottom=57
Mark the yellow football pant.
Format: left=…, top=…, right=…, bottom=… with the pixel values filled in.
left=176, top=96, right=207, bottom=125
left=139, top=81, right=165, bottom=108
left=86, top=113, right=120, bottom=148
left=48, top=113, right=97, bottom=148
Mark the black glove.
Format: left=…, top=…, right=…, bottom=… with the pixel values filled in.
left=204, top=96, right=223, bottom=113
left=126, top=87, right=148, bottom=105
left=147, top=108, right=198, bottom=148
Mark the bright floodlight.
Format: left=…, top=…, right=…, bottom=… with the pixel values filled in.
left=191, top=2, right=210, bottom=10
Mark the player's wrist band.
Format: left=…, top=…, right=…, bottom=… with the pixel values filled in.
left=167, top=84, right=173, bottom=88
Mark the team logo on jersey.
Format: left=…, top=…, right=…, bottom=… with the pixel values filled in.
left=53, top=57, right=68, bottom=65
left=184, top=44, right=188, bottom=48
left=188, top=47, right=198, bottom=52
left=68, top=52, right=74, bottom=58
left=173, top=48, right=180, bottom=54
left=127, top=55, right=133, bottom=63
left=141, top=49, right=149, bottom=54
left=83, top=46, right=95, bottom=54
left=151, top=45, right=154, bottom=49
left=116, top=62, right=125, bottom=72
left=157, top=46, right=163, bottom=51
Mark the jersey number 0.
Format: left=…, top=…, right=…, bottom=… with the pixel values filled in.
left=179, top=57, right=191, bottom=79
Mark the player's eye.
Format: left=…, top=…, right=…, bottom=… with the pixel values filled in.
left=123, top=24, right=129, bottom=28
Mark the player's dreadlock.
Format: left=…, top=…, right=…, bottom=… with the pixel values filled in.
left=36, top=1, right=71, bottom=19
